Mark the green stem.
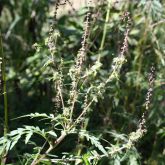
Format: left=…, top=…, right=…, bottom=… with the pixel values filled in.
left=98, top=0, right=111, bottom=62
left=0, top=31, right=8, bottom=136
left=76, top=118, right=89, bottom=157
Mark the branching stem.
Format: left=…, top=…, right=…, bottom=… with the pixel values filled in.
left=31, top=131, right=67, bottom=165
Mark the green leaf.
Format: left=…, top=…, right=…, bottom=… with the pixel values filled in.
left=80, top=131, right=108, bottom=156
left=6, top=140, right=11, bottom=152
left=46, top=131, right=57, bottom=138
left=129, top=154, right=139, bottom=165
left=114, top=158, right=121, bottom=165
left=82, top=154, right=90, bottom=165
left=25, top=132, right=33, bottom=144
left=10, top=134, right=22, bottom=150
left=9, top=130, right=19, bottom=136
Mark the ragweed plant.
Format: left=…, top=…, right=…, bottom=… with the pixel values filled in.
left=0, top=0, right=158, bottom=165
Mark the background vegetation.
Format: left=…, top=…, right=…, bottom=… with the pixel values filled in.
left=0, top=0, right=165, bottom=164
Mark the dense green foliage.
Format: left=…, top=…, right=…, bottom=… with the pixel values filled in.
left=0, top=0, right=165, bottom=164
